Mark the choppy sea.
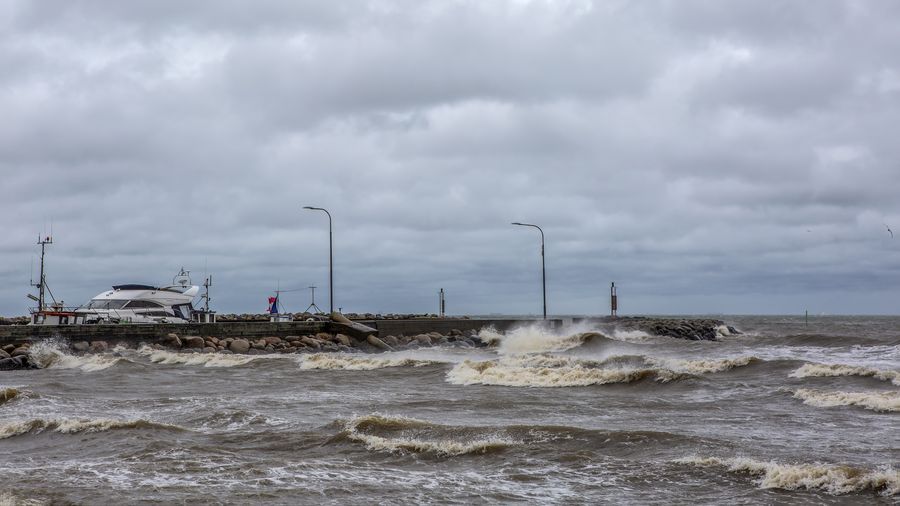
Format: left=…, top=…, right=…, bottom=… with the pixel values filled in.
left=1, top=316, right=898, bottom=504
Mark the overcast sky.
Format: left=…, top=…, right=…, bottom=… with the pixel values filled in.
left=2, top=0, right=899, bottom=316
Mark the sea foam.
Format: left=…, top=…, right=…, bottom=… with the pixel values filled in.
left=790, top=363, right=900, bottom=386
left=0, top=418, right=185, bottom=440
left=27, top=341, right=121, bottom=372
left=298, top=353, right=443, bottom=370
left=444, top=356, right=688, bottom=387
left=792, top=388, right=900, bottom=413
left=677, top=455, right=899, bottom=496
left=341, top=414, right=518, bottom=456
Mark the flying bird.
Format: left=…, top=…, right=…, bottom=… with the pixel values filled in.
left=887, top=224, right=894, bottom=239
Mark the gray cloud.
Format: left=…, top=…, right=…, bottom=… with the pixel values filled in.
left=2, top=0, right=899, bottom=316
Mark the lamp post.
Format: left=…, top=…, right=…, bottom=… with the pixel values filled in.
left=303, top=206, right=334, bottom=314
left=511, top=222, right=546, bottom=319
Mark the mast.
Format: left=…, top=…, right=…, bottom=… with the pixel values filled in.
left=33, top=234, right=53, bottom=311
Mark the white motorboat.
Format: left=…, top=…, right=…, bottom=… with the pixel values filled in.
left=75, top=270, right=200, bottom=324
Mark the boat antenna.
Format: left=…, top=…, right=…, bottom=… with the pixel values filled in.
left=31, top=233, right=53, bottom=311
left=201, top=274, right=212, bottom=312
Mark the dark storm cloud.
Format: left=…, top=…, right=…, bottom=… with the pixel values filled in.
left=2, top=0, right=899, bottom=316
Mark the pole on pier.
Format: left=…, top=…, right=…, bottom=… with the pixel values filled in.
left=610, top=282, right=617, bottom=318
left=439, top=288, right=446, bottom=318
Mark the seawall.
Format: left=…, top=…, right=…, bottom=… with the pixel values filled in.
left=0, top=318, right=561, bottom=347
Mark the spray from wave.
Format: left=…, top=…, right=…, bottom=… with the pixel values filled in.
left=339, top=414, right=519, bottom=456
left=297, top=353, right=444, bottom=371
left=790, top=363, right=900, bottom=386
left=27, top=340, right=122, bottom=372
left=792, top=388, right=900, bottom=413
left=477, top=323, right=605, bottom=354
left=0, top=418, right=186, bottom=440
left=677, top=455, right=899, bottom=496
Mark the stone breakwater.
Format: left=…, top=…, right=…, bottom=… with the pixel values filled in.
left=0, top=318, right=736, bottom=371
left=600, top=317, right=739, bottom=341
left=149, top=328, right=486, bottom=355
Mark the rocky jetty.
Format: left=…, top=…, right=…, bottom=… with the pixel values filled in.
left=0, top=342, right=37, bottom=370
left=601, top=316, right=738, bottom=341
left=138, top=329, right=489, bottom=355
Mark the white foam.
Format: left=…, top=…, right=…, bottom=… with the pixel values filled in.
left=445, top=357, right=671, bottom=387
left=479, top=322, right=600, bottom=355
left=343, top=414, right=518, bottom=456
left=677, top=455, right=899, bottom=496
left=792, top=388, right=900, bottom=413
left=0, top=418, right=185, bottom=440
left=297, top=353, right=443, bottom=370
left=27, top=341, right=121, bottom=372
left=137, top=346, right=261, bottom=367
left=790, top=363, right=900, bottom=386
left=649, top=356, right=759, bottom=374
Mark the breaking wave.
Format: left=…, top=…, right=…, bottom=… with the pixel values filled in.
left=137, top=346, right=261, bottom=367
left=477, top=324, right=606, bottom=354
left=649, top=356, right=761, bottom=374
left=27, top=341, right=122, bottom=372
left=790, top=363, right=900, bottom=386
left=792, top=388, right=900, bottom=413
left=0, top=387, right=30, bottom=406
left=339, top=414, right=519, bottom=456
left=445, top=355, right=691, bottom=387
left=0, top=418, right=186, bottom=440
left=297, top=353, right=444, bottom=370
left=677, top=456, right=899, bottom=496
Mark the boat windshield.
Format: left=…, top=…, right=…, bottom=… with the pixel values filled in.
left=82, top=300, right=128, bottom=310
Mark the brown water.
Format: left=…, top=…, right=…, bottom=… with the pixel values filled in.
left=1, top=316, right=898, bottom=504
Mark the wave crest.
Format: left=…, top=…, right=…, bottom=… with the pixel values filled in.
left=0, top=387, right=27, bottom=406
left=790, top=363, right=900, bottom=386
left=137, top=346, right=260, bottom=367
left=677, top=456, right=899, bottom=496
left=341, top=414, right=518, bottom=456
left=649, top=356, right=760, bottom=375
left=792, top=388, right=900, bottom=413
left=445, top=356, right=690, bottom=387
left=478, top=324, right=606, bottom=354
left=27, top=341, right=121, bottom=372
left=0, top=418, right=186, bottom=440
left=298, top=353, right=443, bottom=371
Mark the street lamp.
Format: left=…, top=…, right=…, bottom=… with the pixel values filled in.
left=303, top=206, right=334, bottom=314
left=511, top=222, right=546, bottom=319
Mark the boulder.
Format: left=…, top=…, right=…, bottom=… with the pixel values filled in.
left=383, top=335, right=400, bottom=347
left=165, top=333, right=179, bottom=342
left=334, top=334, right=351, bottom=347
left=414, top=335, right=432, bottom=346
left=0, top=355, right=35, bottom=371
left=71, top=341, right=90, bottom=353
left=165, top=335, right=182, bottom=348
left=448, top=329, right=463, bottom=337
left=10, top=347, right=29, bottom=357
left=252, top=339, right=267, bottom=349
left=285, top=335, right=301, bottom=343
left=229, top=339, right=250, bottom=353
left=300, top=336, right=321, bottom=349
left=183, top=336, right=205, bottom=349
left=263, top=336, right=282, bottom=346
left=2, top=344, right=15, bottom=354
left=315, top=332, right=332, bottom=341
left=366, top=335, right=392, bottom=351
left=202, top=347, right=216, bottom=353
left=0, top=350, right=8, bottom=359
